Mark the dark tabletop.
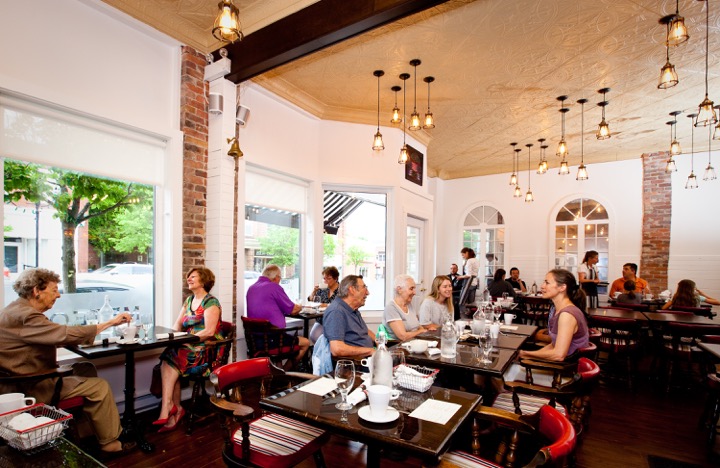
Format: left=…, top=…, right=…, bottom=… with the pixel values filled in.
left=66, top=326, right=199, bottom=359
left=698, top=342, right=720, bottom=360
left=588, top=308, right=649, bottom=321
left=415, top=328, right=533, bottom=350
left=260, top=379, right=481, bottom=463
left=0, top=437, right=105, bottom=467
left=399, top=344, right=517, bottom=376
left=641, top=312, right=719, bottom=325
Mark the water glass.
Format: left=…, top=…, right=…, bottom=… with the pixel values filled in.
left=335, top=360, right=355, bottom=411
left=480, top=333, right=493, bottom=364
left=140, top=312, right=153, bottom=341
left=389, top=349, right=406, bottom=389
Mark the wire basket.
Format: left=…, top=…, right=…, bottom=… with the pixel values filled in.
left=395, top=364, right=439, bottom=393
left=0, top=404, right=72, bottom=452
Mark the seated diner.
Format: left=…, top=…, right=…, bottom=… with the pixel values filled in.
left=383, top=274, right=429, bottom=341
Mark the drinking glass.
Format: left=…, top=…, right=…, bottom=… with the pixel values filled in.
left=389, top=349, right=406, bottom=390
left=140, top=312, right=153, bottom=342
left=502, top=292, right=509, bottom=300
left=480, top=332, right=493, bottom=364
left=334, top=360, right=355, bottom=410
left=492, top=305, right=502, bottom=323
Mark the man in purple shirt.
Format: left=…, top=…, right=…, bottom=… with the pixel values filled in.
left=246, top=264, right=309, bottom=367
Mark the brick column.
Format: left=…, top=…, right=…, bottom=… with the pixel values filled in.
left=640, top=151, right=671, bottom=290
left=180, top=46, right=209, bottom=292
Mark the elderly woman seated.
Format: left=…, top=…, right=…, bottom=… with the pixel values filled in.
left=382, top=274, right=428, bottom=341
left=0, top=268, right=135, bottom=456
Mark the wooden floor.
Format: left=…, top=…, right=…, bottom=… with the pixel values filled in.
left=107, top=376, right=720, bottom=468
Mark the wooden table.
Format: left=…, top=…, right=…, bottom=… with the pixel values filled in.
left=699, top=342, right=720, bottom=361
left=260, top=378, right=481, bottom=466
left=66, top=326, right=198, bottom=452
left=297, top=309, right=324, bottom=339
left=0, top=437, right=105, bottom=467
left=588, top=308, right=649, bottom=321
left=415, top=326, right=537, bottom=351
left=642, top=312, right=719, bottom=325
left=399, top=344, right=517, bottom=377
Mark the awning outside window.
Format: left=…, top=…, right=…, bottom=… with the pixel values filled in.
left=323, top=191, right=364, bottom=235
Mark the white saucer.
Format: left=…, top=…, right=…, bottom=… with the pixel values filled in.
left=358, top=406, right=399, bottom=423
left=117, top=338, right=140, bottom=345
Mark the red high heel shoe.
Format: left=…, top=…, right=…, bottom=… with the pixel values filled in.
left=152, top=404, right=178, bottom=426
left=157, top=408, right=185, bottom=433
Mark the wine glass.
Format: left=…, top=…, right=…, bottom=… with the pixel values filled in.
left=140, top=312, right=153, bottom=342
left=492, top=305, right=502, bottom=323
left=334, top=360, right=355, bottom=411
left=389, top=349, right=406, bottom=390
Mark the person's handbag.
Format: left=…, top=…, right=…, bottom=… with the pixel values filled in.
left=150, top=363, right=162, bottom=398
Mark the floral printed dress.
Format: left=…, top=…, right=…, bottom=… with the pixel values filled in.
left=160, top=294, right=223, bottom=378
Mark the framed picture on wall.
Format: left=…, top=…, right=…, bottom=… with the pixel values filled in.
left=405, top=145, right=423, bottom=186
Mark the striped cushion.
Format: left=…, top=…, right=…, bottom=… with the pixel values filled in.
left=232, top=413, right=326, bottom=467
left=492, top=391, right=566, bottom=416
left=441, top=450, right=502, bottom=467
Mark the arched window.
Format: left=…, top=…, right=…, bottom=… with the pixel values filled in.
left=463, top=206, right=505, bottom=287
left=554, top=198, right=609, bottom=282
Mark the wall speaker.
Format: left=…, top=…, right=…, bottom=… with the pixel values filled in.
left=209, top=93, right=223, bottom=114
left=236, top=105, right=250, bottom=126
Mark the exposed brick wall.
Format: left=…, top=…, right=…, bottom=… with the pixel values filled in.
left=640, top=151, right=671, bottom=290
left=180, top=46, right=209, bottom=293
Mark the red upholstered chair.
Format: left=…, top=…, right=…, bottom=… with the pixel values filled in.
left=209, top=357, right=328, bottom=467
left=185, top=321, right=235, bottom=434
left=442, top=405, right=576, bottom=468
left=241, top=317, right=301, bottom=368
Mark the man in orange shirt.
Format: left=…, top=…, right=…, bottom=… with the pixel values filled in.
left=608, top=263, right=650, bottom=297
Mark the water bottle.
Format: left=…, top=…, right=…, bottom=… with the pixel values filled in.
left=440, top=318, right=458, bottom=358
left=482, top=287, right=491, bottom=303
left=472, top=307, right=487, bottom=335
left=531, top=282, right=538, bottom=295
left=371, top=330, right=393, bottom=388
left=86, top=309, right=99, bottom=325
left=98, top=295, right=113, bottom=323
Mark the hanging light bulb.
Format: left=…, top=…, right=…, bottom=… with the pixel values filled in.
left=556, top=96, right=570, bottom=157
left=513, top=148, right=523, bottom=197
left=408, top=59, right=422, bottom=130
left=596, top=88, right=611, bottom=139
left=696, top=0, right=717, bottom=127
left=390, top=86, right=402, bottom=124
left=509, top=142, right=518, bottom=186
left=398, top=73, right=410, bottom=164
left=559, top=158, right=570, bottom=175
left=423, top=76, right=435, bottom=129
left=525, top=143, right=534, bottom=202
left=576, top=98, right=589, bottom=181
left=670, top=111, right=682, bottom=155
left=212, top=0, right=243, bottom=43
left=667, top=0, right=689, bottom=46
left=537, top=138, right=548, bottom=174
left=705, top=124, right=717, bottom=181
left=372, top=70, right=385, bottom=151
left=687, top=113, right=699, bottom=189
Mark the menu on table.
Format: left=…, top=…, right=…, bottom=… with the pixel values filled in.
left=409, top=399, right=461, bottom=425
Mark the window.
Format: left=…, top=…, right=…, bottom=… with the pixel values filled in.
left=323, top=190, right=386, bottom=310
left=463, top=205, right=505, bottom=287
left=554, top=198, right=609, bottom=282
left=3, top=158, right=155, bottom=326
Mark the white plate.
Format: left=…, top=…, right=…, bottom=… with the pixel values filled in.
left=358, top=406, right=399, bottom=423
left=117, top=338, right=140, bottom=345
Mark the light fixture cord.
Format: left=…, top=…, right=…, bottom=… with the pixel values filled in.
left=413, top=65, right=418, bottom=113
left=427, top=81, right=431, bottom=112
left=581, top=101, right=584, bottom=164
left=377, top=75, right=381, bottom=129
left=691, top=117, right=695, bottom=170
left=705, top=0, right=710, bottom=96
left=527, top=146, right=531, bottom=189
left=402, top=81, right=407, bottom=143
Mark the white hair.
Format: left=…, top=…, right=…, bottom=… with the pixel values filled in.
left=262, top=264, right=281, bottom=280
left=393, top=274, right=415, bottom=294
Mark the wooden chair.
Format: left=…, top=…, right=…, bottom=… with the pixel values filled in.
left=458, top=276, right=478, bottom=318
left=520, top=296, right=552, bottom=328
left=185, top=321, right=235, bottom=434
left=441, top=404, right=576, bottom=468
left=209, top=357, right=328, bottom=467
left=662, top=322, right=720, bottom=392
left=241, top=317, right=302, bottom=368
left=588, top=315, right=642, bottom=390
left=614, top=302, right=650, bottom=312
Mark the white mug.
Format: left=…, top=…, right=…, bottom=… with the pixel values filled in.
left=123, top=325, right=138, bottom=341
left=490, top=322, right=500, bottom=339
left=503, top=314, right=516, bottom=325
left=367, top=385, right=400, bottom=418
left=360, top=357, right=374, bottom=374
left=0, top=393, right=36, bottom=414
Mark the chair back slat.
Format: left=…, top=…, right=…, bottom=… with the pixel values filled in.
left=211, top=357, right=272, bottom=393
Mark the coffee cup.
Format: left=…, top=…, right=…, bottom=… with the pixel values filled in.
left=455, top=320, right=466, bottom=335
left=503, top=314, right=516, bottom=325
left=360, top=357, right=374, bottom=375
left=122, top=325, right=138, bottom=341
left=318, top=282, right=328, bottom=290
left=367, top=385, right=400, bottom=418
left=0, top=393, right=36, bottom=414
left=646, top=294, right=653, bottom=300
left=403, top=340, right=428, bottom=353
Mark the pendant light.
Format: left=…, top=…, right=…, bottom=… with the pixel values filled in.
left=509, top=142, right=518, bottom=186
left=596, top=88, right=611, bottom=139
left=212, top=0, right=243, bottom=43
left=423, top=76, right=435, bottom=129
left=666, top=0, right=690, bottom=46
left=390, top=86, right=402, bottom=124
left=525, top=143, right=534, bottom=202
left=372, top=70, right=385, bottom=151
left=513, top=148, right=523, bottom=197
left=658, top=20, right=679, bottom=89
left=398, top=73, right=410, bottom=164
left=537, top=138, right=548, bottom=174
left=665, top=121, right=678, bottom=173
left=408, top=59, right=422, bottom=131
left=670, top=111, right=682, bottom=155
left=576, top=98, right=589, bottom=181
left=556, top=96, right=570, bottom=157
left=687, top=113, right=699, bottom=189
left=705, top=124, right=717, bottom=180
left=696, top=0, right=717, bottom=127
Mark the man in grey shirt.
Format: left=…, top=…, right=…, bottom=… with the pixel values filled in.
left=323, top=275, right=376, bottom=358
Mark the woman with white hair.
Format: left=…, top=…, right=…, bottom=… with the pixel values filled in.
left=382, top=274, right=428, bottom=341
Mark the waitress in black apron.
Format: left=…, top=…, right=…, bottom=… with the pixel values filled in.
left=578, top=250, right=600, bottom=308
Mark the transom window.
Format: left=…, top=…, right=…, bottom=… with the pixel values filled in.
left=463, top=206, right=505, bottom=287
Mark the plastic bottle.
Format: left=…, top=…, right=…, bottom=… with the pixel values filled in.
left=482, top=287, right=491, bottom=303
left=531, top=282, right=538, bottom=295
left=472, top=307, right=487, bottom=335
left=440, top=318, right=458, bottom=358
left=371, top=329, right=393, bottom=388
left=98, top=295, right=113, bottom=323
